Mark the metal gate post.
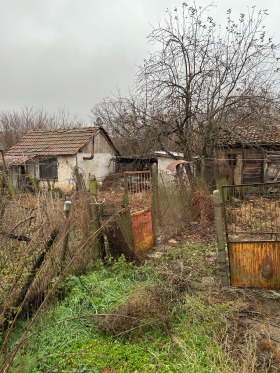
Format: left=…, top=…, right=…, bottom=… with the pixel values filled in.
left=213, top=190, right=229, bottom=286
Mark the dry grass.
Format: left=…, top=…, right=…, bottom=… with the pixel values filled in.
left=156, top=180, right=214, bottom=240
left=0, top=174, right=216, bottom=326
left=98, top=173, right=215, bottom=242
left=156, top=182, right=191, bottom=239
left=191, top=186, right=214, bottom=230
left=99, top=284, right=172, bottom=337
left=0, top=190, right=99, bottom=324
left=226, top=197, right=280, bottom=240
left=0, top=192, right=63, bottom=318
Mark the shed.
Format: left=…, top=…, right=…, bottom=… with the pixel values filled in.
left=216, top=124, right=280, bottom=184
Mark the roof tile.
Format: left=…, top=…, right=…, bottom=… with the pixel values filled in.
left=5, top=127, right=99, bottom=157
left=218, top=124, right=280, bottom=147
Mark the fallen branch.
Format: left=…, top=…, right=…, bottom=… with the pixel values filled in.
left=0, top=231, right=31, bottom=242
left=9, top=215, right=36, bottom=233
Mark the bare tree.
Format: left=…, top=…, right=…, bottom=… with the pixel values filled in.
left=94, top=3, right=280, bottom=165
left=136, top=3, right=280, bottom=160
left=0, top=107, right=83, bottom=149
left=92, top=94, right=161, bottom=156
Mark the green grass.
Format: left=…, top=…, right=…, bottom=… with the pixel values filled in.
left=1, top=247, right=238, bottom=373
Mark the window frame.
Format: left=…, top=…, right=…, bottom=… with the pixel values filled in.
left=39, top=158, right=58, bottom=180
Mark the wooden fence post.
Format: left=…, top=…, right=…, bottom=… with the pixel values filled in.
left=213, top=189, right=229, bottom=286
left=123, top=172, right=129, bottom=207
left=151, top=163, right=159, bottom=241
left=74, top=166, right=86, bottom=191
left=89, top=174, right=100, bottom=259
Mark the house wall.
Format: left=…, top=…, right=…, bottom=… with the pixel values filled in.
left=242, top=149, right=264, bottom=184
left=215, top=148, right=266, bottom=185
left=215, top=149, right=243, bottom=185
left=94, top=131, right=115, bottom=153
left=16, top=132, right=117, bottom=191
left=157, top=156, right=182, bottom=183
left=9, top=166, right=18, bottom=188
left=264, top=150, right=280, bottom=182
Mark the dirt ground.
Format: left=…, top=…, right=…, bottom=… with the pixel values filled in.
left=146, top=228, right=280, bottom=372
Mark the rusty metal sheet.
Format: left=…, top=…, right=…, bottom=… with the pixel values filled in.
left=132, top=210, right=154, bottom=255
left=229, top=241, right=280, bottom=288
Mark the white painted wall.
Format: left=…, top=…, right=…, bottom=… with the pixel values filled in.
left=157, top=156, right=178, bottom=183
left=9, top=166, right=18, bottom=187
left=36, top=152, right=116, bottom=191
left=11, top=131, right=117, bottom=192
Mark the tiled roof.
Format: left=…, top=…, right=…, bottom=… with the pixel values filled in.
left=5, top=127, right=116, bottom=157
left=218, top=124, right=280, bottom=147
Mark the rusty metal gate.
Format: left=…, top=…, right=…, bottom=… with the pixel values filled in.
left=125, top=170, right=154, bottom=256
left=222, top=182, right=280, bottom=288
left=100, top=170, right=154, bottom=260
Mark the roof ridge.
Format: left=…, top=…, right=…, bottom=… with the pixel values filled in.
left=24, top=126, right=98, bottom=133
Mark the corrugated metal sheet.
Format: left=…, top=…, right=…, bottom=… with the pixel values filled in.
left=229, top=241, right=280, bottom=289
left=132, top=210, right=154, bottom=255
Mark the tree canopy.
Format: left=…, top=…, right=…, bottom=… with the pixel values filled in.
left=93, top=3, right=280, bottom=159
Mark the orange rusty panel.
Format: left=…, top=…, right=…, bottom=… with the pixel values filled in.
left=131, top=210, right=154, bottom=255
left=229, top=241, right=280, bottom=289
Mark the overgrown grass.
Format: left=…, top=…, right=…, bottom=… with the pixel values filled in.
left=1, top=247, right=239, bottom=373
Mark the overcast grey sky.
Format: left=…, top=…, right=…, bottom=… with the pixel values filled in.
left=0, top=0, right=279, bottom=124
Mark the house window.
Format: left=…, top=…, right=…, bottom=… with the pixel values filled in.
left=39, top=158, right=58, bottom=179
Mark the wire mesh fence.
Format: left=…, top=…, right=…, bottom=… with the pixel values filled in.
left=222, top=182, right=280, bottom=242
left=96, top=168, right=214, bottom=242
left=0, top=190, right=100, bottom=324
left=0, top=166, right=216, bottom=325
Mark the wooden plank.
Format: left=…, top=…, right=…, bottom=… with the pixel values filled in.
left=243, top=177, right=262, bottom=184
left=229, top=241, right=280, bottom=289
left=242, top=159, right=263, bottom=183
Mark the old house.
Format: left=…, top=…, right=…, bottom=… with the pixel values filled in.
left=215, top=124, right=280, bottom=185
left=4, top=127, right=119, bottom=191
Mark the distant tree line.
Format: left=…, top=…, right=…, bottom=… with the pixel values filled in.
left=0, top=107, right=83, bottom=150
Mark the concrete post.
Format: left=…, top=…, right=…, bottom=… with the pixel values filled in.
left=213, top=189, right=229, bottom=286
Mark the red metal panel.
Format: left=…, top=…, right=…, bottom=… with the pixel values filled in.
left=229, top=241, right=280, bottom=289
left=131, top=210, right=154, bottom=255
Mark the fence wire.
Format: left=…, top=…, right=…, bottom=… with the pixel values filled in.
left=222, top=182, right=280, bottom=242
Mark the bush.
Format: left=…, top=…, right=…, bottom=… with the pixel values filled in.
left=99, top=284, right=171, bottom=337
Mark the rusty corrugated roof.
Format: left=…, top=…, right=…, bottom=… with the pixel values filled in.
left=218, top=124, right=280, bottom=147
left=5, top=127, right=115, bottom=157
